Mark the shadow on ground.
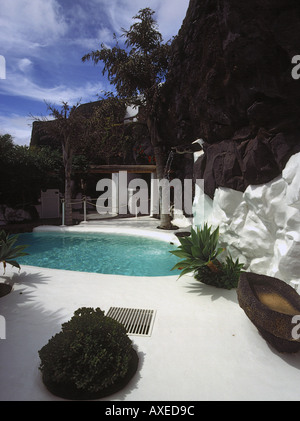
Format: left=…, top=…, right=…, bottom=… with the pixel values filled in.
left=184, top=280, right=239, bottom=303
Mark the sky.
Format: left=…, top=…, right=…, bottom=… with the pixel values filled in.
left=0, top=0, right=190, bottom=146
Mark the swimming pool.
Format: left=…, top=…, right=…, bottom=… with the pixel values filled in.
left=16, top=231, right=179, bottom=277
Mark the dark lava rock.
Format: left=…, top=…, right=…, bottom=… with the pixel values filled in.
left=163, top=0, right=300, bottom=197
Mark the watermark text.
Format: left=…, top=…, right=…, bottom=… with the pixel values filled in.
left=292, top=55, right=300, bottom=80
left=292, top=315, right=300, bottom=340
left=104, top=404, right=195, bottom=418
left=96, top=172, right=204, bottom=216
left=0, top=55, right=6, bottom=80
left=0, top=315, right=6, bottom=339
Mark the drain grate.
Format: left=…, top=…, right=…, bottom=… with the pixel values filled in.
left=106, top=307, right=156, bottom=337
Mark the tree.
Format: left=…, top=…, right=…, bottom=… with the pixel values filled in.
left=0, top=134, right=63, bottom=214
left=82, top=8, right=175, bottom=229
left=32, top=97, right=140, bottom=225
left=33, top=102, right=87, bottom=226
left=0, top=133, right=14, bottom=156
left=83, top=95, right=134, bottom=165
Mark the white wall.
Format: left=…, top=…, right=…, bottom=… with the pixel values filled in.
left=193, top=152, right=300, bottom=286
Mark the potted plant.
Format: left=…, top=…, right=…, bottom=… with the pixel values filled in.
left=170, top=223, right=244, bottom=290
left=0, top=230, right=28, bottom=297
left=38, top=307, right=139, bottom=400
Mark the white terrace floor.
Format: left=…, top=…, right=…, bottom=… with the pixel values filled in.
left=1, top=216, right=300, bottom=401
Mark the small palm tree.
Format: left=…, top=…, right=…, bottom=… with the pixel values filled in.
left=0, top=230, right=29, bottom=273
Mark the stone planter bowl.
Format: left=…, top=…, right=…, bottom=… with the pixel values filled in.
left=237, top=272, right=300, bottom=353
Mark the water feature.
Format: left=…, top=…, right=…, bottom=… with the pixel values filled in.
left=16, top=231, right=179, bottom=277
left=168, top=139, right=208, bottom=227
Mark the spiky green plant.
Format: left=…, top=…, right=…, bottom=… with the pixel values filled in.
left=170, top=224, right=224, bottom=279
left=194, top=255, right=244, bottom=290
left=170, top=224, right=244, bottom=289
left=0, top=230, right=29, bottom=273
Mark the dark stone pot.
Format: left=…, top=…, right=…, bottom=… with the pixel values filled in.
left=237, top=272, right=300, bottom=353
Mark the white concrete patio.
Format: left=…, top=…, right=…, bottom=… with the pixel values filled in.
left=1, top=217, right=300, bottom=401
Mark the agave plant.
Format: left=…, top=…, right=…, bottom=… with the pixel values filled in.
left=0, top=230, right=29, bottom=273
left=194, top=255, right=244, bottom=290
left=170, top=224, right=244, bottom=289
left=170, top=224, right=224, bottom=279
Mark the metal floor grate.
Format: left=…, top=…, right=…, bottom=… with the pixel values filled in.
left=106, top=307, right=156, bottom=337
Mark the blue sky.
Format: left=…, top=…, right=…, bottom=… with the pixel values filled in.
left=0, top=0, right=189, bottom=146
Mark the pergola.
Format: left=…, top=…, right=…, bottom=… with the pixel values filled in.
left=88, top=164, right=157, bottom=174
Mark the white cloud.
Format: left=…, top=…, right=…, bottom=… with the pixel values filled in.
left=68, top=27, right=112, bottom=50
left=0, top=71, right=106, bottom=146
left=0, top=0, right=190, bottom=146
left=0, top=0, right=189, bottom=57
left=90, top=0, right=189, bottom=42
left=0, top=0, right=67, bottom=54
left=97, top=27, right=116, bottom=47
left=18, top=58, right=33, bottom=73
left=155, top=0, right=190, bottom=40
left=1, top=73, right=105, bottom=105
left=0, top=114, right=33, bottom=146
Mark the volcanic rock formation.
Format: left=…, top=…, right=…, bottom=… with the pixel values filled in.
left=163, top=0, right=300, bottom=198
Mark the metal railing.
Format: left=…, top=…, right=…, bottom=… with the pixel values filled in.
left=60, top=195, right=151, bottom=225
left=61, top=197, right=100, bottom=225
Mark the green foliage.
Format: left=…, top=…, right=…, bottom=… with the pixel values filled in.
left=0, top=133, right=14, bottom=155
left=71, top=154, right=90, bottom=174
left=170, top=224, right=244, bottom=289
left=82, top=7, right=171, bottom=115
left=35, top=102, right=90, bottom=226
left=44, top=102, right=87, bottom=151
left=38, top=308, right=134, bottom=394
left=170, top=224, right=224, bottom=278
left=194, top=255, right=244, bottom=290
left=0, top=134, right=63, bottom=207
left=0, top=230, right=29, bottom=273
left=82, top=7, right=175, bottom=229
left=123, top=8, right=163, bottom=53
left=84, top=95, right=135, bottom=164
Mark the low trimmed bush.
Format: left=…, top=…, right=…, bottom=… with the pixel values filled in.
left=38, top=307, right=138, bottom=399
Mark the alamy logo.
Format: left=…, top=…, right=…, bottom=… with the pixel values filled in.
left=292, top=55, right=300, bottom=80
left=0, top=55, right=6, bottom=80
left=96, top=172, right=204, bottom=216
left=0, top=315, right=6, bottom=339
left=291, top=315, right=300, bottom=340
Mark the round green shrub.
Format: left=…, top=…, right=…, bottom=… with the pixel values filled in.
left=38, top=307, right=138, bottom=400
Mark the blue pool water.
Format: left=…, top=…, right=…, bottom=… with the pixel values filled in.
left=16, top=231, right=179, bottom=277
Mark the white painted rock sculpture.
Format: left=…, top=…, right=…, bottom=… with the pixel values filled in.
left=194, top=152, right=300, bottom=288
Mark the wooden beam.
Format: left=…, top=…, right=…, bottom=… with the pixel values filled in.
left=88, top=165, right=157, bottom=174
